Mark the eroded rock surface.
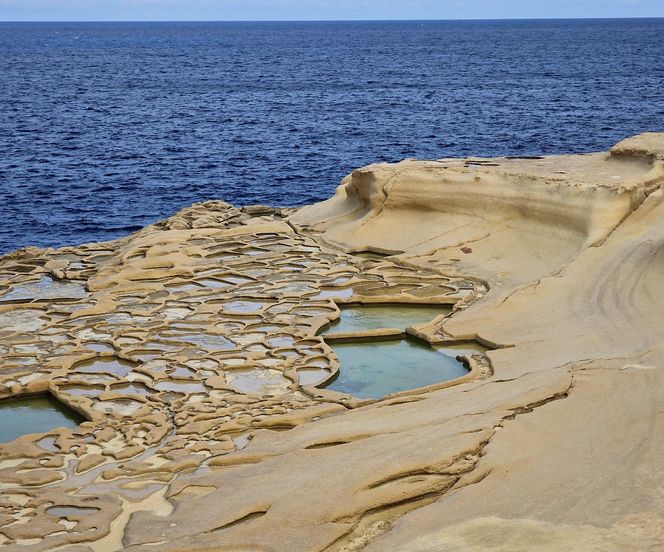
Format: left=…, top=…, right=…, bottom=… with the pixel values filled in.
left=1, top=133, right=664, bottom=551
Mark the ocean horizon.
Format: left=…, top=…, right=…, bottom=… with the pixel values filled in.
left=2, top=17, right=664, bottom=22
left=1, top=18, right=663, bottom=252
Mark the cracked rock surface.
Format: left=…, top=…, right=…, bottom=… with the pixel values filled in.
left=2, top=133, right=664, bottom=550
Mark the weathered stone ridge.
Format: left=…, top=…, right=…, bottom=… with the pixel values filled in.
left=1, top=133, right=664, bottom=551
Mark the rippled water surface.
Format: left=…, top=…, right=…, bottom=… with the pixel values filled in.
left=1, top=19, right=663, bottom=252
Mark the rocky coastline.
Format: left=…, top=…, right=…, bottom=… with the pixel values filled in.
left=1, top=133, right=663, bottom=551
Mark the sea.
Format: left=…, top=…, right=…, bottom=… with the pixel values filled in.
left=1, top=19, right=663, bottom=253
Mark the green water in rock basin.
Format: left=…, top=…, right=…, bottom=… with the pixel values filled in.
left=321, top=304, right=451, bottom=335
left=0, top=395, right=85, bottom=443
left=326, top=338, right=474, bottom=399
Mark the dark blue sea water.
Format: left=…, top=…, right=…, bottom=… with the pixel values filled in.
left=1, top=19, right=663, bottom=253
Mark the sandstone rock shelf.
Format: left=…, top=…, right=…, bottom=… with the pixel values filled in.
left=1, top=133, right=663, bottom=551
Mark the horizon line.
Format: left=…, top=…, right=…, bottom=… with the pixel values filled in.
left=2, top=16, right=664, bottom=23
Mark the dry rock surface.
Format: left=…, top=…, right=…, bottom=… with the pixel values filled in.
left=1, top=133, right=663, bottom=551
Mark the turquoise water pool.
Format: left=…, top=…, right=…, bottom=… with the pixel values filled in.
left=325, top=337, right=476, bottom=399
left=0, top=395, right=84, bottom=443
left=321, top=304, right=450, bottom=335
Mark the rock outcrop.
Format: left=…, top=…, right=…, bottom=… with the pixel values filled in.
left=1, top=133, right=664, bottom=551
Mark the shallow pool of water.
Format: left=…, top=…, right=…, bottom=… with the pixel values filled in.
left=59, top=385, right=104, bottom=398
left=224, top=300, right=267, bottom=313
left=181, top=334, right=235, bottom=351
left=0, top=395, right=85, bottom=443
left=109, top=383, right=152, bottom=396
left=297, top=367, right=331, bottom=386
left=47, top=505, right=99, bottom=517
left=315, top=288, right=354, bottom=300
left=196, top=278, right=231, bottom=289
left=83, top=342, right=115, bottom=353
left=0, top=276, right=87, bottom=303
left=226, top=368, right=290, bottom=395
left=321, top=304, right=450, bottom=335
left=73, top=357, right=136, bottom=378
left=326, top=337, right=471, bottom=399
